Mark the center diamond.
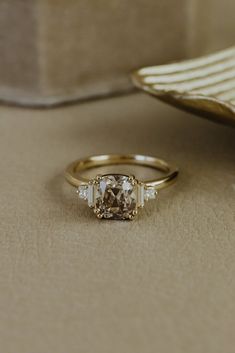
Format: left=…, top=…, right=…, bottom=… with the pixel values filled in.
left=95, top=174, right=137, bottom=220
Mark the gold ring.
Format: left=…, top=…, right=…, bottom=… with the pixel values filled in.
left=65, top=154, right=178, bottom=220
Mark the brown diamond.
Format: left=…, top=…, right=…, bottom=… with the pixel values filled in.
left=95, top=174, right=137, bottom=220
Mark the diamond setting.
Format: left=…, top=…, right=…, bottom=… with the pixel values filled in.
left=77, top=175, right=158, bottom=220
left=94, top=174, right=138, bottom=220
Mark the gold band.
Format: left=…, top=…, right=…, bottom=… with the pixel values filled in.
left=65, top=154, right=178, bottom=190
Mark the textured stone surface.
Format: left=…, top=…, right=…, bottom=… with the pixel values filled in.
left=95, top=175, right=137, bottom=220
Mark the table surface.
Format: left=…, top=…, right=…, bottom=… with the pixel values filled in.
left=0, top=93, right=235, bottom=353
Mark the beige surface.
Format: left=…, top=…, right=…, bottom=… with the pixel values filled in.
left=0, top=93, right=235, bottom=353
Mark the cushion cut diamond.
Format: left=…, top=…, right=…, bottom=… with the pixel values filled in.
left=95, top=174, right=137, bottom=220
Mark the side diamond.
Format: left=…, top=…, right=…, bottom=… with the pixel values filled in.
left=137, top=184, right=145, bottom=207
left=144, top=188, right=157, bottom=201
left=77, top=185, right=88, bottom=200
left=87, top=183, right=95, bottom=207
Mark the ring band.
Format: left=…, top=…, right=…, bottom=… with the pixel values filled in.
left=65, top=154, right=178, bottom=220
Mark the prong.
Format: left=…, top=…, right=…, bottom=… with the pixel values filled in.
left=95, top=174, right=103, bottom=181
left=128, top=210, right=138, bottom=220
left=129, top=175, right=137, bottom=186
left=94, top=209, right=103, bottom=219
left=96, top=213, right=103, bottom=219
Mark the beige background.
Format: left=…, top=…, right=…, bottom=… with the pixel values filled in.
left=0, top=0, right=188, bottom=105
left=0, top=93, right=235, bottom=353
left=0, top=0, right=234, bottom=105
left=189, top=0, right=235, bottom=56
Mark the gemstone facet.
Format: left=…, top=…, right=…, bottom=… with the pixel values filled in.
left=94, top=174, right=138, bottom=220
left=144, top=188, right=157, bottom=201
left=77, top=185, right=88, bottom=200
